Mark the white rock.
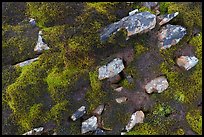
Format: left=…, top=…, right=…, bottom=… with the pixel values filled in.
left=129, top=9, right=139, bottom=16
left=15, top=57, right=39, bottom=67
left=71, top=106, right=86, bottom=121
left=114, top=87, right=123, bottom=92
left=92, top=104, right=105, bottom=115
left=34, top=31, right=50, bottom=52
left=81, top=116, right=98, bottom=134
left=23, top=127, right=44, bottom=135
left=98, top=58, right=125, bottom=80
left=176, top=56, right=198, bottom=70
left=115, top=97, right=128, bottom=103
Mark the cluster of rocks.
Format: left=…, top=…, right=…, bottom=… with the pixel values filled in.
left=15, top=19, right=50, bottom=68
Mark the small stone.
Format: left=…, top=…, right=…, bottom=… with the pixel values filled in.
left=145, top=76, right=169, bottom=94
left=126, top=75, right=134, bottom=84
left=94, top=128, right=106, bottom=135
left=23, top=127, right=44, bottom=135
left=98, top=58, right=125, bottom=80
left=92, top=104, right=105, bottom=116
left=15, top=57, right=39, bottom=67
left=29, top=18, right=36, bottom=26
left=71, top=106, right=86, bottom=121
left=34, top=31, right=50, bottom=52
left=129, top=9, right=138, bottom=16
left=125, top=110, right=145, bottom=132
left=115, top=97, right=128, bottom=103
left=81, top=116, right=98, bottom=134
left=176, top=56, right=198, bottom=71
left=114, top=87, right=123, bottom=92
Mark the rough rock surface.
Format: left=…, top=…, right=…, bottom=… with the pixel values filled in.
left=158, top=24, right=186, bottom=49
left=92, top=104, right=105, bottom=116
left=158, top=12, right=179, bottom=26
left=176, top=56, right=198, bottom=70
left=71, top=106, right=86, bottom=121
left=100, top=11, right=156, bottom=41
left=15, top=57, right=39, bottom=67
left=81, top=116, right=98, bottom=134
left=34, top=31, right=50, bottom=52
left=23, top=127, right=44, bottom=135
left=115, top=97, right=128, bottom=104
left=98, top=58, right=125, bottom=80
left=145, top=76, right=169, bottom=94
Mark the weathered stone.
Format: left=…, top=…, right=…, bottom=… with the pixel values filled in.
left=29, top=18, right=36, bottom=26
left=141, top=2, right=158, bottom=10
left=114, top=86, right=123, bottom=92
left=126, top=75, right=134, bottom=84
left=23, top=127, right=44, bottom=135
left=98, top=58, right=125, bottom=80
left=92, top=104, right=105, bottom=116
left=81, top=116, right=98, bottom=134
left=125, top=110, right=145, bottom=132
left=129, top=9, right=138, bottom=16
left=71, top=106, right=86, bottom=121
left=15, top=57, right=39, bottom=67
left=158, top=12, right=179, bottom=26
left=34, top=31, right=50, bottom=52
left=108, top=74, right=122, bottom=84
left=158, top=24, right=186, bottom=49
left=115, top=97, right=128, bottom=103
left=145, top=76, right=169, bottom=94
left=100, top=11, right=156, bottom=41
left=176, top=56, right=198, bottom=71
left=94, top=128, right=106, bottom=135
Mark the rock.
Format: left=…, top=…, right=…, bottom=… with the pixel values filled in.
left=158, top=24, right=186, bottom=49
left=176, top=56, right=198, bottom=70
left=108, top=74, right=122, bottom=84
left=115, top=97, right=128, bottom=103
left=15, top=57, right=39, bottom=67
left=29, top=18, right=36, bottom=26
left=114, top=86, right=123, bottom=92
left=141, top=2, right=158, bottom=10
left=81, top=116, right=98, bottom=134
left=98, top=58, right=125, bottom=80
left=92, top=104, right=105, bottom=116
left=126, top=75, right=134, bottom=84
left=100, top=11, right=156, bottom=41
left=34, top=31, right=50, bottom=52
left=94, top=128, right=106, bottom=135
left=145, top=76, right=169, bottom=94
left=124, top=110, right=145, bottom=132
left=158, top=12, right=179, bottom=26
left=23, top=127, right=44, bottom=135
left=71, top=106, right=86, bottom=121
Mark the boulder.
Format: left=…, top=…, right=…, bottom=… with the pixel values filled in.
left=176, top=56, right=198, bottom=70
left=81, top=116, right=98, bottom=134
left=71, top=106, right=86, bottom=121
left=23, top=127, right=44, bottom=135
left=98, top=58, right=125, bottom=80
left=145, top=76, right=169, bottom=94
left=15, top=57, right=39, bottom=67
left=115, top=97, right=128, bottom=103
left=92, top=104, right=105, bottom=116
left=34, top=31, right=50, bottom=52
left=100, top=11, right=156, bottom=41
left=124, top=110, right=145, bottom=132
left=158, top=12, right=179, bottom=26
left=158, top=24, right=186, bottom=49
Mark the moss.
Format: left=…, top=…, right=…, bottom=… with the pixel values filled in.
left=159, top=2, right=172, bottom=14
left=120, top=79, right=134, bottom=90
left=127, top=123, right=158, bottom=135
left=152, top=103, right=173, bottom=117
left=134, top=43, right=149, bottom=58
left=139, top=6, right=155, bottom=14
left=186, top=109, right=202, bottom=135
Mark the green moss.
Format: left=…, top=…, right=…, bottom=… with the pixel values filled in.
left=127, top=123, right=158, bottom=135
left=139, top=6, right=155, bottom=14
left=153, top=103, right=173, bottom=117
left=120, top=79, right=134, bottom=90
left=159, top=2, right=172, bottom=14
left=134, top=43, right=149, bottom=58
left=186, top=109, right=202, bottom=135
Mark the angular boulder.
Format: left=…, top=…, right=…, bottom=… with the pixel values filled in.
left=92, top=104, right=105, bottom=116
left=176, top=56, right=198, bottom=70
left=15, top=57, right=39, bottom=67
left=100, top=11, right=156, bottom=41
left=158, top=12, right=179, bottom=26
left=98, top=58, right=125, bottom=80
left=34, top=31, right=50, bottom=52
left=81, top=116, right=98, bottom=134
left=145, top=76, right=169, bottom=94
left=23, top=127, right=44, bottom=135
left=71, top=106, right=86, bottom=121
left=158, top=24, right=186, bottom=49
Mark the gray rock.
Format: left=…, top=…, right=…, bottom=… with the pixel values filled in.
left=124, top=110, right=145, bottom=132
left=114, top=86, right=123, bottom=92
left=158, top=24, right=186, bottom=49
left=71, top=106, right=86, bottom=121
left=92, top=104, right=105, bottom=116
left=141, top=2, right=158, bottom=10
left=81, top=116, right=98, bottom=134
left=145, top=76, right=169, bottom=94
left=29, top=18, right=36, bottom=26
left=34, top=31, right=50, bottom=52
left=176, top=56, right=198, bottom=71
left=23, top=127, right=44, bottom=135
left=94, top=128, right=106, bottom=135
left=129, top=9, right=139, bottom=16
left=100, top=11, right=156, bottom=41
left=115, top=97, right=127, bottom=103
left=158, top=12, right=179, bottom=26
left=15, top=57, right=39, bottom=67
left=98, top=58, right=125, bottom=80
left=126, top=75, right=134, bottom=84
